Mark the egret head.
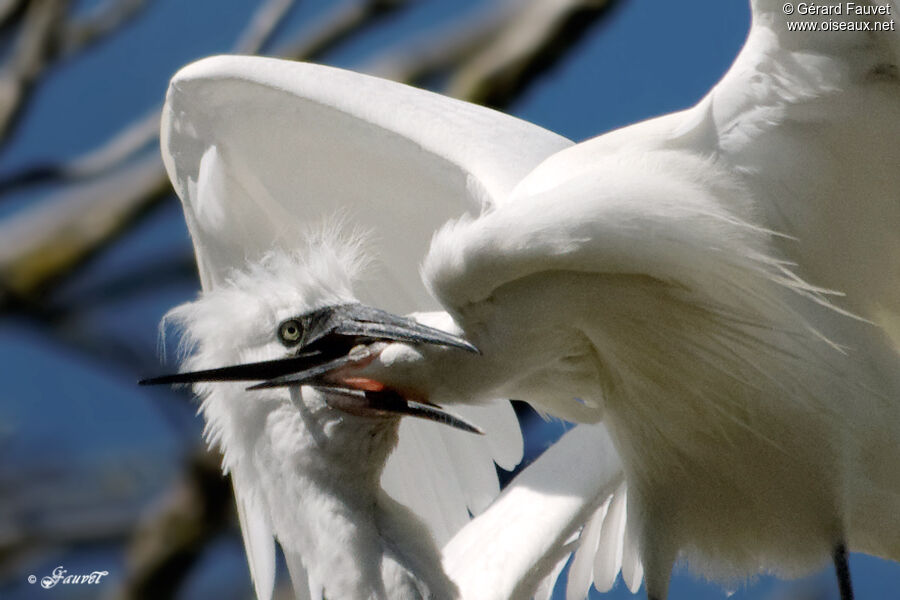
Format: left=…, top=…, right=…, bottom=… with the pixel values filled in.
left=141, top=232, right=482, bottom=461
left=142, top=234, right=472, bottom=600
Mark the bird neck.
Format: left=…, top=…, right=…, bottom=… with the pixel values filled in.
left=375, top=296, right=612, bottom=423
left=283, top=458, right=457, bottom=600
left=246, top=395, right=457, bottom=599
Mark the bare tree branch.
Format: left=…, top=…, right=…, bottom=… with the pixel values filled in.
left=0, top=0, right=26, bottom=34
left=0, top=0, right=66, bottom=147
left=60, top=0, right=148, bottom=56
left=0, top=155, right=168, bottom=305
left=0, top=0, right=348, bottom=197
left=0, top=0, right=149, bottom=163
left=112, top=451, right=234, bottom=600
left=0, top=105, right=159, bottom=194
left=448, top=0, right=620, bottom=108
left=368, top=0, right=620, bottom=108
left=0, top=0, right=316, bottom=299
left=275, top=0, right=412, bottom=61
left=366, top=3, right=511, bottom=84
left=0, top=0, right=416, bottom=197
left=235, top=0, right=297, bottom=55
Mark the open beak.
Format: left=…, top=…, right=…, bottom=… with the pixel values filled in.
left=311, top=384, right=482, bottom=434
left=139, top=304, right=482, bottom=433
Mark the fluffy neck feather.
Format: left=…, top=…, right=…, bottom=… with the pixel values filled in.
left=164, top=238, right=457, bottom=599
left=250, top=389, right=456, bottom=599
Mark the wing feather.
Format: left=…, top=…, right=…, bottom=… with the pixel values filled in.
left=162, top=55, right=571, bottom=311
left=592, top=481, right=627, bottom=593
left=621, top=515, right=644, bottom=594
left=442, top=424, right=626, bottom=600
left=231, top=468, right=276, bottom=600
left=565, top=497, right=606, bottom=600
left=534, top=552, right=572, bottom=600
left=162, top=56, right=564, bottom=596
left=381, top=420, right=470, bottom=546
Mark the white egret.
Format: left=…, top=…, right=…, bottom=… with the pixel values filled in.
left=146, top=0, right=900, bottom=599
left=147, top=49, right=570, bottom=600
left=356, top=1, right=900, bottom=594
left=143, top=238, right=482, bottom=599
left=141, top=235, right=626, bottom=599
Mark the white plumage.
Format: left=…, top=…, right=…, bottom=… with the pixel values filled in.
left=161, top=51, right=547, bottom=599
left=156, top=0, right=900, bottom=598
left=367, top=1, right=900, bottom=595
left=163, top=242, right=463, bottom=599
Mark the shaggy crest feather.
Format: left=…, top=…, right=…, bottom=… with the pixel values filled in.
left=161, top=226, right=370, bottom=466
left=158, top=226, right=462, bottom=600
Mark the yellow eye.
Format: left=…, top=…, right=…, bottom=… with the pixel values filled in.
left=278, top=319, right=303, bottom=345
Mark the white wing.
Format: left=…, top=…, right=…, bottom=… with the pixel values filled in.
left=161, top=55, right=569, bottom=596
left=230, top=466, right=277, bottom=600
left=162, top=55, right=571, bottom=311
left=442, top=424, right=626, bottom=600
left=703, top=0, right=900, bottom=329
left=512, top=0, right=900, bottom=324
left=430, top=0, right=900, bottom=595
left=707, top=0, right=900, bottom=564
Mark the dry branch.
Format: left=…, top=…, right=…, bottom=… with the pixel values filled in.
left=0, top=0, right=291, bottom=197
left=0, top=105, right=160, bottom=195
left=112, top=451, right=233, bottom=600
left=0, top=0, right=66, bottom=146
left=0, top=0, right=148, bottom=161
left=368, top=0, right=618, bottom=108
left=235, top=0, right=298, bottom=55
left=274, top=0, right=412, bottom=61
left=60, top=0, right=148, bottom=56
left=367, top=3, right=512, bottom=85
left=0, top=0, right=317, bottom=303
left=448, top=0, right=619, bottom=108
left=0, top=0, right=26, bottom=33
left=0, top=0, right=401, bottom=196
left=0, top=155, right=168, bottom=305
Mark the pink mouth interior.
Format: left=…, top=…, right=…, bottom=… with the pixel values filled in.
left=323, top=347, right=385, bottom=392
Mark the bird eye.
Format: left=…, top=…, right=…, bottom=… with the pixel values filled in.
left=278, top=319, right=303, bottom=346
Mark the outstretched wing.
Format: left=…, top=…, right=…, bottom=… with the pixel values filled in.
left=162, top=55, right=571, bottom=311
left=428, top=1, right=899, bottom=596
left=161, top=56, right=570, bottom=598
left=700, top=0, right=900, bottom=331
left=442, top=424, right=633, bottom=600
left=507, top=0, right=900, bottom=324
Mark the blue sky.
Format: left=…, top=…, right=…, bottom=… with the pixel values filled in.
left=1, top=1, right=897, bottom=599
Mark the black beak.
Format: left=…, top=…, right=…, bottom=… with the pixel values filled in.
left=138, top=350, right=329, bottom=386
left=141, top=304, right=476, bottom=387
left=305, top=303, right=479, bottom=354
left=139, top=304, right=481, bottom=433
